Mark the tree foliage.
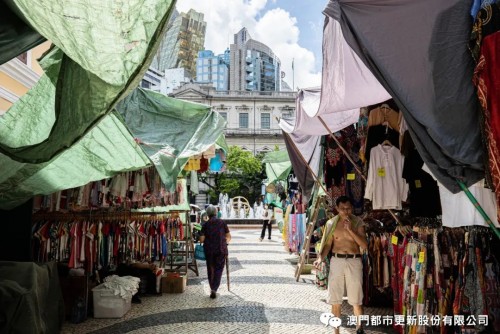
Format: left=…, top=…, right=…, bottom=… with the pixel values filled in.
left=200, top=146, right=264, bottom=204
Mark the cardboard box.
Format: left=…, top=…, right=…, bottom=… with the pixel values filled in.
left=92, top=285, right=131, bottom=318
left=161, top=273, right=187, bottom=293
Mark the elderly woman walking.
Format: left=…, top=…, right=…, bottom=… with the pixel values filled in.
left=199, top=205, right=231, bottom=298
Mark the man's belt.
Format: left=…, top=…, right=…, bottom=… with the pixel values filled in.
left=332, top=253, right=361, bottom=259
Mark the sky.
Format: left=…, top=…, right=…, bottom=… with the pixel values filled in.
left=176, top=0, right=328, bottom=89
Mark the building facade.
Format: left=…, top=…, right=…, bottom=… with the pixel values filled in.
left=0, top=42, right=51, bottom=115
left=196, top=50, right=230, bottom=91
left=153, top=9, right=206, bottom=78
left=229, top=28, right=281, bottom=92
left=140, top=67, right=167, bottom=94
left=163, top=68, right=192, bottom=94
left=170, top=83, right=296, bottom=154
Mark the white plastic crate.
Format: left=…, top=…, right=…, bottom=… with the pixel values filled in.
left=92, top=285, right=132, bottom=318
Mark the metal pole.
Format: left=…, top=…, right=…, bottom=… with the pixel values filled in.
left=317, top=116, right=402, bottom=225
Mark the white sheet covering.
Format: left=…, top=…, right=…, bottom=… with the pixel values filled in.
left=99, top=275, right=140, bottom=299
left=422, top=164, right=499, bottom=227
left=319, top=13, right=391, bottom=117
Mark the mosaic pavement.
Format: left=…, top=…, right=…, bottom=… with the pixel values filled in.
left=61, top=228, right=396, bottom=334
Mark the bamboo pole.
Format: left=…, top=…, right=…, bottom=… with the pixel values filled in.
left=457, top=180, right=500, bottom=240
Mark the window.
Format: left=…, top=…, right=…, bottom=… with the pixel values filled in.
left=239, top=113, right=248, bottom=128
left=261, top=113, right=270, bottom=129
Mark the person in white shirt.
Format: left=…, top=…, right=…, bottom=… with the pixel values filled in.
left=259, top=204, right=273, bottom=241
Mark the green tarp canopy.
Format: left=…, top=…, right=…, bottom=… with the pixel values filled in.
left=262, top=150, right=292, bottom=184
left=0, top=87, right=227, bottom=210
left=0, top=112, right=152, bottom=210
left=0, top=0, right=176, bottom=163
left=116, top=88, right=227, bottom=191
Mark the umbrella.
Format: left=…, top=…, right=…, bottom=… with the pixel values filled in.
left=190, top=204, right=201, bottom=211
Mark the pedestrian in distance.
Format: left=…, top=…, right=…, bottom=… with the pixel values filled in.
left=259, top=203, right=273, bottom=241
left=313, top=196, right=368, bottom=334
left=199, top=205, right=231, bottom=299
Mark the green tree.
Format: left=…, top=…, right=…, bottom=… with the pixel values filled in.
left=199, top=146, right=264, bottom=204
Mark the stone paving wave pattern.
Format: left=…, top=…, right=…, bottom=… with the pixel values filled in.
left=61, top=229, right=396, bottom=334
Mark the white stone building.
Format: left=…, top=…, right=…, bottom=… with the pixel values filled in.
left=170, top=83, right=296, bottom=154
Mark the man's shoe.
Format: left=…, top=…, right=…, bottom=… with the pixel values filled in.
left=356, top=328, right=365, bottom=334
left=259, top=238, right=263, bottom=241
left=210, top=291, right=216, bottom=299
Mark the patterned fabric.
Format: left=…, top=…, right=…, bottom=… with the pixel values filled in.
left=471, top=4, right=500, bottom=221
left=323, top=125, right=365, bottom=215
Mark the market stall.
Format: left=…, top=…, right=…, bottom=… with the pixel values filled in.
left=279, top=1, right=500, bottom=333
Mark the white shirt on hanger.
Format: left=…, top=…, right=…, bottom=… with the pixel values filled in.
left=364, top=144, right=408, bottom=210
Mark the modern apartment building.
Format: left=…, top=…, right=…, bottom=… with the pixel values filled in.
left=153, top=9, right=206, bottom=78
left=196, top=49, right=230, bottom=91
left=229, top=28, right=281, bottom=92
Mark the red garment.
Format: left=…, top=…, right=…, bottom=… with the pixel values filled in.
left=199, top=156, right=209, bottom=173
left=474, top=32, right=500, bottom=221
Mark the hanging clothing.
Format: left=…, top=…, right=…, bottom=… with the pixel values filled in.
left=365, top=145, right=408, bottom=210
left=323, top=125, right=364, bottom=214
left=364, top=124, right=400, bottom=164
left=402, top=139, right=442, bottom=218
left=471, top=4, right=500, bottom=222
left=199, top=156, right=209, bottom=173
left=209, top=151, right=224, bottom=172
left=190, top=171, right=199, bottom=195
left=183, top=158, right=201, bottom=171
left=424, top=163, right=499, bottom=228
left=367, top=105, right=400, bottom=131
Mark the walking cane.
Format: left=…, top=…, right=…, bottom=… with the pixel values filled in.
left=226, top=255, right=230, bottom=291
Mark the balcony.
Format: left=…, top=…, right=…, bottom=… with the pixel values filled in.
left=224, top=128, right=283, bottom=137
left=210, top=90, right=296, bottom=98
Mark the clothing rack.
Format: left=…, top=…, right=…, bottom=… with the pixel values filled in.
left=31, top=210, right=198, bottom=276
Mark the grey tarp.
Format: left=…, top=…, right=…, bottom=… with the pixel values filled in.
left=283, top=132, right=323, bottom=203
left=262, top=150, right=292, bottom=184
left=326, top=0, right=484, bottom=193
left=116, top=88, right=226, bottom=191
left=0, top=0, right=175, bottom=163
left=0, top=112, right=151, bottom=210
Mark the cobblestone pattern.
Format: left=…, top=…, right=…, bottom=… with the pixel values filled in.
left=61, top=229, right=396, bottom=334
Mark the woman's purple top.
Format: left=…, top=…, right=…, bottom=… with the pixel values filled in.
left=201, top=217, right=229, bottom=255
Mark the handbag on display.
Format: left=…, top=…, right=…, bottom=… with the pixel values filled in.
left=194, top=243, right=206, bottom=261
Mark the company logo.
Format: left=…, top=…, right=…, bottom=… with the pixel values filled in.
left=320, top=313, right=342, bottom=328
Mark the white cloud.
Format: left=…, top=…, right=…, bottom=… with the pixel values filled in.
left=175, top=0, right=321, bottom=89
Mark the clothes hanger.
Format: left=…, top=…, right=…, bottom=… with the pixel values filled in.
left=382, top=139, right=392, bottom=147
